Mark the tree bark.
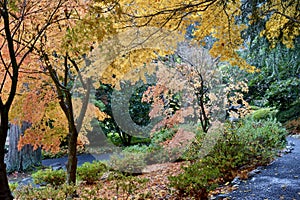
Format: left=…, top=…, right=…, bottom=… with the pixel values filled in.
left=5, top=123, right=41, bottom=173
left=0, top=2, right=20, bottom=198
left=66, top=121, right=78, bottom=184
left=0, top=112, right=14, bottom=200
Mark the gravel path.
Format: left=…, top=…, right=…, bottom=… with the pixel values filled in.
left=228, top=136, right=300, bottom=200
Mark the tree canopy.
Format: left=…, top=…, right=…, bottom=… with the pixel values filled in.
left=0, top=0, right=299, bottom=198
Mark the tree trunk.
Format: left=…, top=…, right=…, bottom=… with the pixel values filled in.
left=66, top=122, right=78, bottom=185
left=5, top=122, right=41, bottom=173
left=0, top=113, right=14, bottom=200
left=65, top=91, right=79, bottom=185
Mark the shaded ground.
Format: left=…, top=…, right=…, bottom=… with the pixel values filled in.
left=227, top=136, right=300, bottom=200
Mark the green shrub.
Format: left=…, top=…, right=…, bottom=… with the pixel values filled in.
left=122, top=144, right=150, bottom=154
left=32, top=168, right=66, bottom=186
left=108, top=152, right=146, bottom=174
left=238, top=118, right=287, bottom=151
left=276, top=101, right=300, bottom=122
left=181, top=128, right=206, bottom=161
left=251, top=107, right=278, bottom=120
left=123, top=144, right=180, bottom=165
left=169, top=161, right=220, bottom=199
left=151, top=128, right=177, bottom=144
left=121, top=127, right=186, bottom=165
left=14, top=184, right=77, bottom=200
left=9, top=182, right=18, bottom=193
left=207, top=118, right=287, bottom=178
left=77, top=161, right=107, bottom=184
left=108, top=172, right=149, bottom=199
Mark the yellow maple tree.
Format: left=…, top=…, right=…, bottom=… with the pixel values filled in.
left=259, top=0, right=299, bottom=48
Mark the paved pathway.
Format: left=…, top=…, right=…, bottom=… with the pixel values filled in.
left=42, top=153, right=112, bottom=169
left=228, top=136, right=300, bottom=200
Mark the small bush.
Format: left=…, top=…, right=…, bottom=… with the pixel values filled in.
left=251, top=107, right=278, bottom=120
left=77, top=161, right=107, bottom=184
left=32, top=168, right=66, bottom=186
left=169, top=162, right=220, bottom=199
left=13, top=184, right=77, bottom=200
left=151, top=128, right=177, bottom=144
left=9, top=182, right=18, bottom=192
left=123, top=144, right=150, bottom=154
left=286, top=117, right=300, bottom=134
left=276, top=101, right=300, bottom=122
left=108, top=172, right=149, bottom=199
left=238, top=118, right=287, bottom=150
left=108, top=152, right=146, bottom=174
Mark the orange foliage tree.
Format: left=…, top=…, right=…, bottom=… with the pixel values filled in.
left=22, top=0, right=119, bottom=185
left=142, top=43, right=224, bottom=134
left=0, top=0, right=72, bottom=198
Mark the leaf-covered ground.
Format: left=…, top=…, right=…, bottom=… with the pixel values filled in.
left=76, top=162, right=186, bottom=199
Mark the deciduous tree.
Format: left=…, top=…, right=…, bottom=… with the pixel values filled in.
left=0, top=0, right=70, bottom=198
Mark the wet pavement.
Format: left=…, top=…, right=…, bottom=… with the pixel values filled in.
left=228, top=136, right=300, bottom=200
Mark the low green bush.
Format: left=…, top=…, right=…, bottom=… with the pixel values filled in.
left=276, top=101, right=300, bottom=123
left=169, top=162, right=220, bottom=199
left=13, top=184, right=77, bottom=200
left=108, top=172, right=149, bottom=199
left=123, top=144, right=180, bottom=165
left=151, top=128, right=177, bottom=144
left=108, top=152, right=146, bottom=174
left=122, top=144, right=150, bottom=154
left=121, top=127, right=180, bottom=165
left=32, top=168, right=66, bottom=186
left=9, top=182, right=18, bottom=193
left=77, top=161, right=107, bottom=184
left=251, top=107, right=278, bottom=120
left=237, top=118, right=287, bottom=152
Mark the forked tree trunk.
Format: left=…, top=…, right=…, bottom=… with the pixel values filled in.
left=4, top=122, right=41, bottom=173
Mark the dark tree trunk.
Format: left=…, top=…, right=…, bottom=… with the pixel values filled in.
left=43, top=53, right=92, bottom=186
left=5, top=123, right=41, bottom=173
left=0, top=113, right=14, bottom=200
left=66, top=122, right=78, bottom=184
left=0, top=1, right=62, bottom=198
left=0, top=3, right=20, bottom=198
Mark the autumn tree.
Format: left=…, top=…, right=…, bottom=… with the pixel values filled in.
left=15, top=0, right=178, bottom=186
left=115, top=0, right=298, bottom=133
left=26, top=0, right=120, bottom=185
left=142, top=42, right=224, bottom=134
left=119, top=0, right=299, bottom=69
left=0, top=0, right=71, bottom=199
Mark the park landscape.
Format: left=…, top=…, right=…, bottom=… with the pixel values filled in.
left=0, top=0, right=299, bottom=199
